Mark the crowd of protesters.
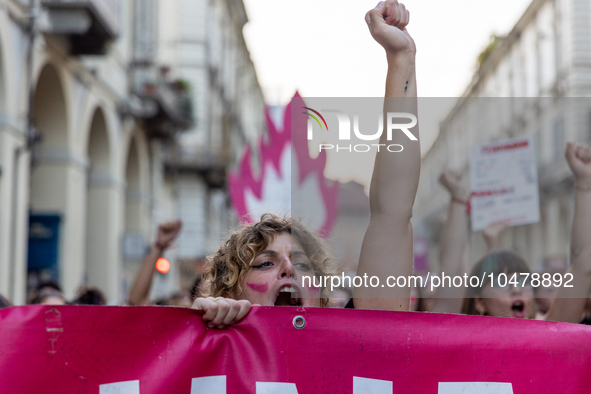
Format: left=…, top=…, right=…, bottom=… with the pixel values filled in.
left=412, top=141, right=591, bottom=325
left=2, top=1, right=591, bottom=332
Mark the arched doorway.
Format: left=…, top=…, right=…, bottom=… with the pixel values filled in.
left=121, top=132, right=152, bottom=299
left=84, top=108, right=120, bottom=301
left=28, top=64, right=83, bottom=299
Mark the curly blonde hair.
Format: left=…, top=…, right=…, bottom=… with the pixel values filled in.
left=204, top=213, right=336, bottom=307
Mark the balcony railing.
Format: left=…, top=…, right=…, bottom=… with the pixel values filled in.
left=130, top=63, right=194, bottom=138
left=162, top=145, right=228, bottom=189
left=41, top=0, right=120, bottom=55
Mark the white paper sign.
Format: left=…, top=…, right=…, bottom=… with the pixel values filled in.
left=469, top=136, right=540, bottom=231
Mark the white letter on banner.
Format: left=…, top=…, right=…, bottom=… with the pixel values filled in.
left=353, top=377, right=392, bottom=393
left=99, top=380, right=140, bottom=394
left=191, top=376, right=226, bottom=394
left=438, top=382, right=513, bottom=394
left=256, top=382, right=298, bottom=394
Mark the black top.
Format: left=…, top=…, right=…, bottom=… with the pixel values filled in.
left=345, top=298, right=355, bottom=309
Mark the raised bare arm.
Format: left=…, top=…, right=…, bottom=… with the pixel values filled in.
left=128, top=220, right=182, bottom=306
left=546, top=143, right=591, bottom=322
left=354, top=0, right=419, bottom=311
left=430, top=170, right=470, bottom=313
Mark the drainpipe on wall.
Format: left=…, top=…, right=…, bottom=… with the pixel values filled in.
left=26, top=0, right=41, bottom=150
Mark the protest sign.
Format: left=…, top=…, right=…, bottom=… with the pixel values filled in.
left=0, top=305, right=590, bottom=393
left=469, top=136, right=540, bottom=231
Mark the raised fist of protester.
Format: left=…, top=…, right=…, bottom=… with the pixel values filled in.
left=439, top=169, right=469, bottom=200
left=192, top=297, right=252, bottom=329
left=156, top=220, right=182, bottom=250
left=365, top=0, right=415, bottom=57
left=566, top=142, right=591, bottom=185
left=483, top=221, right=509, bottom=252
left=128, top=219, right=184, bottom=306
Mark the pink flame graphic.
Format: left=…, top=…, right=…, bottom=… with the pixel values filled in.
left=229, top=92, right=338, bottom=237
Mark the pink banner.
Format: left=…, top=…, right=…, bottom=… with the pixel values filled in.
left=1, top=305, right=590, bottom=393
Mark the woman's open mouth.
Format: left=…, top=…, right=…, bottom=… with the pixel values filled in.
left=274, top=285, right=302, bottom=306
left=511, top=300, right=525, bottom=318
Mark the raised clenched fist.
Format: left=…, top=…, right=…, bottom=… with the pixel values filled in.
left=365, top=1, right=415, bottom=56
left=566, top=142, right=591, bottom=183
left=156, top=220, right=183, bottom=249
left=439, top=169, right=468, bottom=200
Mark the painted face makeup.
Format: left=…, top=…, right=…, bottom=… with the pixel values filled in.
left=246, top=282, right=269, bottom=293
left=238, top=233, right=321, bottom=307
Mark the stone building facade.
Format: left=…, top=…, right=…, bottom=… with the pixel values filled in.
left=414, top=0, right=591, bottom=270
left=0, top=0, right=264, bottom=304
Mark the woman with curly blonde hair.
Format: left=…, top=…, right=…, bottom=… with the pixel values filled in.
left=192, top=0, right=420, bottom=328
left=203, top=214, right=337, bottom=308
